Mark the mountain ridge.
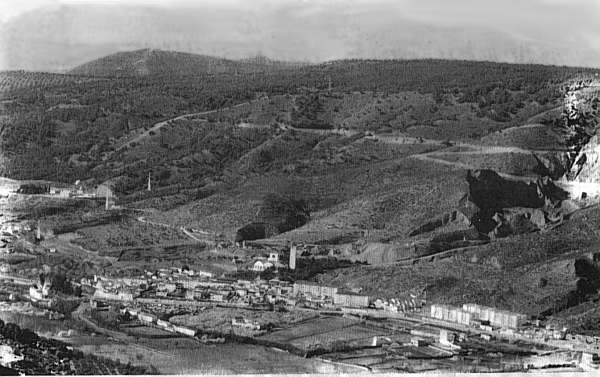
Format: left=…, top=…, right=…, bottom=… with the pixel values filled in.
left=67, top=48, right=309, bottom=77
left=3, top=4, right=600, bottom=72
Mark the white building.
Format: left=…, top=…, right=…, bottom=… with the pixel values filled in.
left=231, top=317, right=260, bottom=330
left=29, top=286, right=46, bottom=301
left=95, top=183, right=115, bottom=199
left=29, top=278, right=51, bottom=302
left=0, top=345, right=24, bottom=366
left=252, top=260, right=273, bottom=272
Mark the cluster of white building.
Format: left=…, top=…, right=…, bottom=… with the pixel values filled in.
left=430, top=303, right=528, bottom=330
left=462, top=303, right=528, bottom=329
left=292, top=281, right=374, bottom=309
left=249, top=246, right=297, bottom=272
left=89, top=269, right=428, bottom=315
left=88, top=269, right=299, bottom=308
left=373, top=296, right=425, bottom=313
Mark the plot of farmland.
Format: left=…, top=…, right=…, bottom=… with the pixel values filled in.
left=259, top=316, right=386, bottom=351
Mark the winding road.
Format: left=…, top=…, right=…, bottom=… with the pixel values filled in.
left=134, top=215, right=216, bottom=244
left=112, top=100, right=257, bottom=154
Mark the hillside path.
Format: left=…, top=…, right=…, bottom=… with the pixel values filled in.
left=113, top=100, right=255, bottom=153
left=134, top=215, right=215, bottom=244
left=409, top=153, right=535, bottom=182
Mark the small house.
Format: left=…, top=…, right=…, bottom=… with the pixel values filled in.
left=231, top=317, right=260, bottom=330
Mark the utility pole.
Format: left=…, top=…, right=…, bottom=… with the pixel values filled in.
left=147, top=172, right=151, bottom=192
left=105, top=190, right=109, bottom=211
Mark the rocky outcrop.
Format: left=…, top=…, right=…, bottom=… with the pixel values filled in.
left=459, top=170, right=575, bottom=238
left=409, top=82, right=599, bottom=245
left=408, top=210, right=470, bottom=237
left=532, top=152, right=570, bottom=180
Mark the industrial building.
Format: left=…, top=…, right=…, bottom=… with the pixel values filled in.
left=462, top=303, right=527, bottom=329
left=429, top=304, right=472, bottom=326
left=333, top=292, right=369, bottom=308
left=430, top=303, right=527, bottom=330
left=293, top=281, right=338, bottom=297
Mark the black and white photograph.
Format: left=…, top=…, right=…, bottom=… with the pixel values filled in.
left=1, top=0, right=600, bottom=374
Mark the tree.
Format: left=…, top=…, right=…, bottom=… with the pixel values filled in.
left=291, top=93, right=332, bottom=129
left=259, top=193, right=310, bottom=233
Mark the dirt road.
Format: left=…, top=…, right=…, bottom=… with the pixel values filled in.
left=134, top=215, right=215, bottom=244
left=113, top=101, right=255, bottom=153
left=409, top=153, right=535, bottom=182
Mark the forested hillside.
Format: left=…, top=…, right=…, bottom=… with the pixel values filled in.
left=0, top=55, right=596, bottom=185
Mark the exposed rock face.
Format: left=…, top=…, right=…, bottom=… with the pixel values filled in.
left=567, top=134, right=600, bottom=183
left=532, top=152, right=570, bottom=180
left=408, top=82, right=600, bottom=246
left=459, top=169, right=574, bottom=238
left=557, top=83, right=600, bottom=181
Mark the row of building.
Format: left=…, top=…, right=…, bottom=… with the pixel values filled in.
left=462, top=303, right=528, bottom=330
left=429, top=303, right=528, bottom=330
left=292, top=281, right=370, bottom=308
left=122, top=308, right=197, bottom=337
left=91, top=271, right=423, bottom=318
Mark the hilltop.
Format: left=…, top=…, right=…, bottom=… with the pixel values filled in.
left=68, top=49, right=306, bottom=77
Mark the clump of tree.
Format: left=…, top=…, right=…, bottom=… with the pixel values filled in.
left=258, top=193, right=310, bottom=233
left=0, top=318, right=152, bottom=375
left=48, top=272, right=82, bottom=296
left=234, top=222, right=279, bottom=242
left=17, top=183, right=50, bottom=194
left=291, top=93, right=332, bottom=129
left=235, top=193, right=311, bottom=242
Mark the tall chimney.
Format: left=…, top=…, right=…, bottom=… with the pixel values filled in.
left=289, top=243, right=296, bottom=270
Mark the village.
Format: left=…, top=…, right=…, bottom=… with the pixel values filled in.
left=18, top=243, right=597, bottom=372
left=0, top=186, right=597, bottom=371
left=1, top=178, right=600, bottom=372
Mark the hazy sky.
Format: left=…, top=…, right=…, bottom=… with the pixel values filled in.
left=1, top=0, right=600, bottom=70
